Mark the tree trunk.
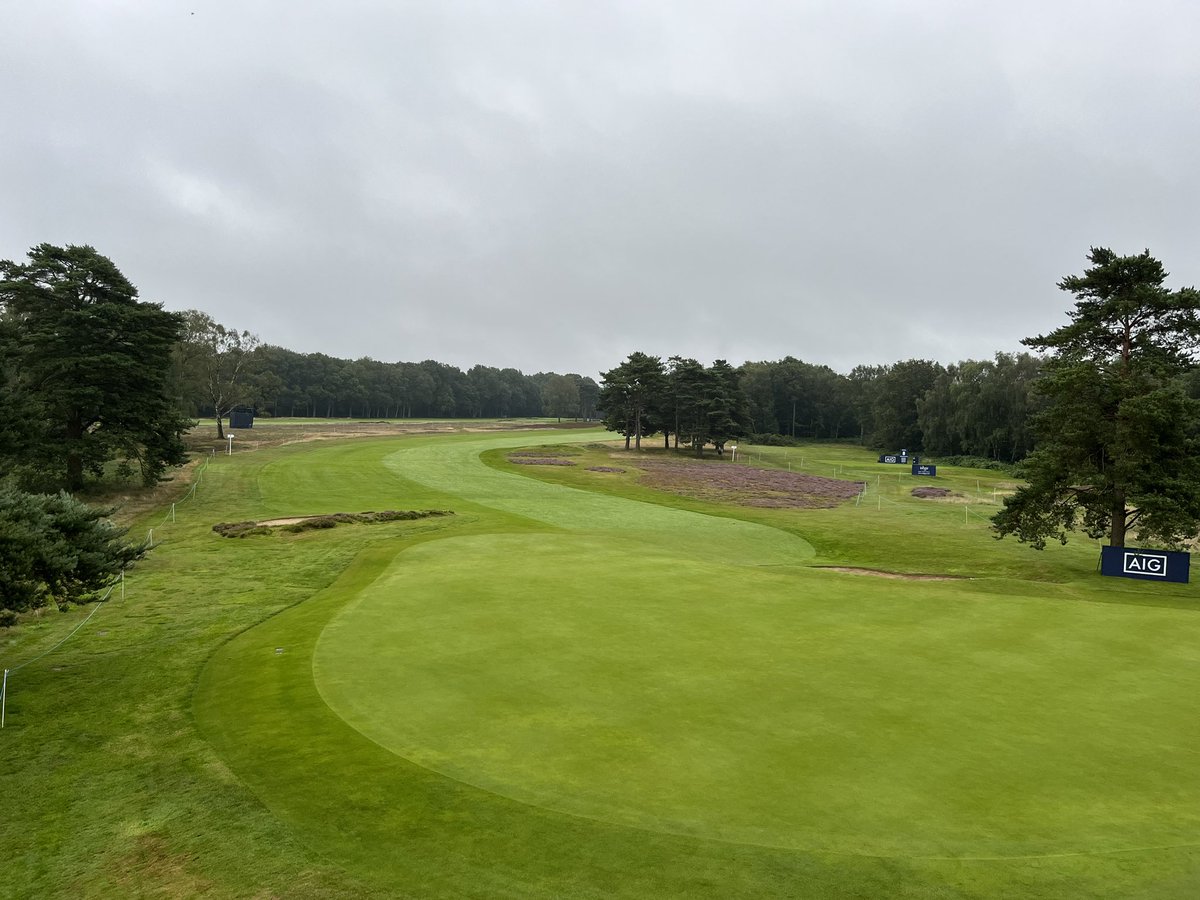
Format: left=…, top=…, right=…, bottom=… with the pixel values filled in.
left=66, top=411, right=84, bottom=492
left=216, top=414, right=225, bottom=440
left=1110, top=489, right=1127, bottom=547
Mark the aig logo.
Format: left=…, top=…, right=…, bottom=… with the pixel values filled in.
left=1124, top=551, right=1168, bottom=577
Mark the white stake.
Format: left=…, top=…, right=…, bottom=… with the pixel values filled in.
left=2, top=669, right=8, bottom=728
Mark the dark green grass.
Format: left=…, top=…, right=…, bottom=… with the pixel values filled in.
left=5, top=429, right=1200, bottom=898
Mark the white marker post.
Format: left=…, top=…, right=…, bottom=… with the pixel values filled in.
left=2, top=668, right=8, bottom=728
left=226, top=432, right=234, bottom=455
left=731, top=444, right=738, bottom=462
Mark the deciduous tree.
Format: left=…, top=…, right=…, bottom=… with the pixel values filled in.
left=176, top=310, right=261, bottom=439
left=541, top=374, right=580, bottom=421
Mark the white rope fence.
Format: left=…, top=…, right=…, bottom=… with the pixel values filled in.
left=2, top=452, right=216, bottom=728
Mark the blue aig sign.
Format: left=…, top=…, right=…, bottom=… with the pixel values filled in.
left=879, top=451, right=919, bottom=464
left=912, top=464, right=936, bottom=476
left=1100, top=546, right=1190, bottom=584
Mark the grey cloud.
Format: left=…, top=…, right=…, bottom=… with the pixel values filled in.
left=3, top=1, right=1199, bottom=379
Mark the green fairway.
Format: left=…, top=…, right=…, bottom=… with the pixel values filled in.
left=7, top=426, right=1200, bottom=898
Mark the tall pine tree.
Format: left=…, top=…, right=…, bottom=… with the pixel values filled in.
left=994, top=248, right=1200, bottom=548
left=0, top=244, right=189, bottom=491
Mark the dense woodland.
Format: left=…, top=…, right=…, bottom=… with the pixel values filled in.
left=175, top=341, right=1044, bottom=462
left=189, top=343, right=602, bottom=423
left=222, top=347, right=1036, bottom=463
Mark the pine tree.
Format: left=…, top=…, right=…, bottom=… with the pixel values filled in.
left=0, top=244, right=190, bottom=491
left=994, top=248, right=1200, bottom=548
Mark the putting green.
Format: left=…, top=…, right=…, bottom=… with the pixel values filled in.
left=308, top=435, right=1200, bottom=858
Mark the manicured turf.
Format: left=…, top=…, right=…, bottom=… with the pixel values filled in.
left=316, top=532, right=1200, bottom=857
left=6, top=426, right=1200, bottom=897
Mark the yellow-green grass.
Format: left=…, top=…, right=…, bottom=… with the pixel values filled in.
left=4, top=429, right=1200, bottom=898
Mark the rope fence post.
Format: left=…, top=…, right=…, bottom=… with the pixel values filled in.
left=2, top=669, right=8, bottom=728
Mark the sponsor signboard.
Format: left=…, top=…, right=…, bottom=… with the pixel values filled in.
left=912, top=464, right=936, bottom=477
left=879, top=452, right=920, bottom=464
left=1100, top=545, right=1190, bottom=584
left=229, top=409, right=255, bottom=429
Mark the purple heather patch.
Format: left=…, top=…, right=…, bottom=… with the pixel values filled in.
left=635, top=460, right=864, bottom=508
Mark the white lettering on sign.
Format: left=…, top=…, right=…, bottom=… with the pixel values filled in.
left=1123, top=551, right=1168, bottom=577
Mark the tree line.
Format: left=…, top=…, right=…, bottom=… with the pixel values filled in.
left=596, top=351, right=1043, bottom=462
left=178, top=336, right=602, bottom=429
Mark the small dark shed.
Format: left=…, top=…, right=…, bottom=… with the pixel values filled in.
left=229, top=408, right=255, bottom=429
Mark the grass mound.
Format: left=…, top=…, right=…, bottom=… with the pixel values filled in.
left=213, top=509, right=453, bottom=537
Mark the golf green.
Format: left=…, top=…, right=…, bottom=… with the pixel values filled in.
left=306, top=435, right=1200, bottom=859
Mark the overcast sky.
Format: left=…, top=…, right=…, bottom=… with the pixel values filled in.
left=4, top=2, right=1199, bottom=379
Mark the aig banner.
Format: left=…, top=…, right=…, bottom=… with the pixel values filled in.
left=1100, top=546, right=1190, bottom=584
